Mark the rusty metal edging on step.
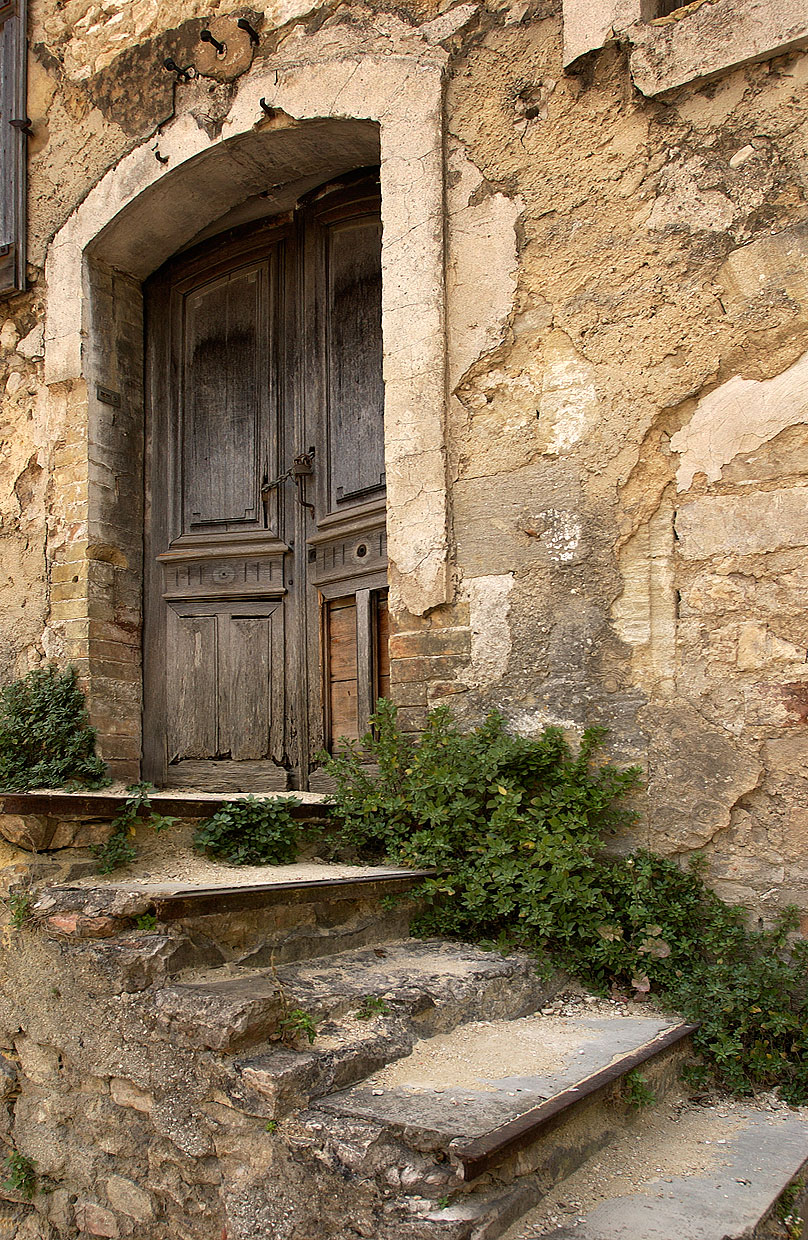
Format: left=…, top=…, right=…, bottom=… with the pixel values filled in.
left=0, top=792, right=334, bottom=820
left=453, top=1020, right=700, bottom=1183
left=149, top=869, right=437, bottom=919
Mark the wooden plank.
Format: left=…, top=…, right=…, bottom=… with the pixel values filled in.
left=326, top=217, right=385, bottom=511
left=330, top=679, right=359, bottom=744
left=1, top=790, right=323, bottom=818
left=163, top=759, right=289, bottom=792
left=376, top=592, right=390, bottom=702
left=328, top=600, right=357, bottom=679
left=182, top=265, right=262, bottom=531
left=227, top=614, right=274, bottom=760
left=356, top=588, right=374, bottom=736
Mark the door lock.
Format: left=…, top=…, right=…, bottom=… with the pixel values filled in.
left=260, top=448, right=315, bottom=514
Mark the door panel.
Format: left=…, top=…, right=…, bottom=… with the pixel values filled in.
left=326, top=217, right=385, bottom=510
left=182, top=265, right=266, bottom=531
left=165, top=608, right=219, bottom=760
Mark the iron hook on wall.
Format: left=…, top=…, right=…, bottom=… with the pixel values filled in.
left=237, top=18, right=260, bottom=45
left=200, top=28, right=226, bottom=55
left=164, top=57, right=196, bottom=84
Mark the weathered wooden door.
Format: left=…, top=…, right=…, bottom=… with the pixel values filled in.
left=143, top=174, right=388, bottom=790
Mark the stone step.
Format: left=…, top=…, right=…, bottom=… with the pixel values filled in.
left=284, top=1002, right=695, bottom=1231
left=0, top=789, right=332, bottom=852
left=503, top=1095, right=808, bottom=1240
left=32, top=868, right=433, bottom=975
left=149, top=939, right=557, bottom=1052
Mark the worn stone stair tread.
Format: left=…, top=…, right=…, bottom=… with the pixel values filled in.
left=504, top=1098, right=808, bottom=1240
left=33, top=866, right=433, bottom=921
left=152, top=939, right=556, bottom=1050
left=315, top=1010, right=689, bottom=1151
left=230, top=1015, right=416, bottom=1116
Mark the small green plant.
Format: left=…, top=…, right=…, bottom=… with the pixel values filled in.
left=135, top=912, right=158, bottom=932
left=680, top=1061, right=709, bottom=1091
left=264, top=1120, right=277, bottom=1133
left=0, top=665, right=108, bottom=792
left=7, top=890, right=32, bottom=929
left=193, top=796, right=303, bottom=866
left=92, top=783, right=178, bottom=875
left=278, top=1008, right=319, bottom=1046
left=622, top=1068, right=656, bottom=1110
left=436, top=1195, right=450, bottom=1210
left=778, top=1179, right=805, bottom=1239
left=355, top=995, right=390, bottom=1020
left=322, top=702, right=808, bottom=1105
left=3, top=1151, right=35, bottom=1200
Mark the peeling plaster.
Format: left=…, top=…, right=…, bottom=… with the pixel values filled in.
left=447, top=140, right=521, bottom=390
left=465, top=572, right=514, bottom=686
left=538, top=330, right=599, bottom=455
left=671, top=349, right=808, bottom=491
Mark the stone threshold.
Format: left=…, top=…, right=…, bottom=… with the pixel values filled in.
left=0, top=789, right=333, bottom=819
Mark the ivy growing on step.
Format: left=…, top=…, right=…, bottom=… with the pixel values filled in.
left=193, top=795, right=303, bottom=866
left=322, top=701, right=808, bottom=1105
left=0, top=665, right=108, bottom=792
left=92, top=783, right=178, bottom=874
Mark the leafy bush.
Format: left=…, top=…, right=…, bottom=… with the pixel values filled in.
left=194, top=795, right=303, bottom=865
left=323, top=702, right=808, bottom=1103
left=0, top=665, right=108, bottom=791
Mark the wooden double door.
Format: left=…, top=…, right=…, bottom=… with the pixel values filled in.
left=143, top=174, right=389, bottom=791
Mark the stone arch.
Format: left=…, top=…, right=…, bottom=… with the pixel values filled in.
left=42, top=56, right=449, bottom=777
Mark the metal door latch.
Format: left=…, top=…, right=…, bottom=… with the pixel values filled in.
left=260, top=448, right=315, bottom=514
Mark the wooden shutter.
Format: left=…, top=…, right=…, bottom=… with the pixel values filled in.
left=0, top=0, right=27, bottom=298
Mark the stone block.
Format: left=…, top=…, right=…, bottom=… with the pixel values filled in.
left=47, top=819, right=113, bottom=849
left=389, top=654, right=466, bottom=684
left=388, top=628, right=471, bottom=659
left=110, top=1078, right=154, bottom=1113
left=389, top=681, right=428, bottom=707
left=44, top=913, right=128, bottom=939
left=675, top=488, right=808, bottom=560
left=0, top=815, right=52, bottom=851
left=629, top=0, right=808, bottom=96
left=105, top=1176, right=154, bottom=1222
left=74, top=1202, right=119, bottom=1238
left=16, top=1038, right=60, bottom=1086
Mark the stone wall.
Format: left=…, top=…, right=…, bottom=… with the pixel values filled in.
left=1, top=0, right=808, bottom=915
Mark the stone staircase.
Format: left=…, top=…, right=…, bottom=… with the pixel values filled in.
left=2, top=871, right=805, bottom=1240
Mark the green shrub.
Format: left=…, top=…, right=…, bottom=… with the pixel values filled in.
left=323, top=701, right=808, bottom=1103
left=193, top=795, right=303, bottom=865
left=0, top=665, right=108, bottom=792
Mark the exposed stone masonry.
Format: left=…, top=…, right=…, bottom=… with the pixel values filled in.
left=1, top=0, right=808, bottom=917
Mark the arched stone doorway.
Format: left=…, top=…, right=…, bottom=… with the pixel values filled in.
left=42, top=60, right=450, bottom=782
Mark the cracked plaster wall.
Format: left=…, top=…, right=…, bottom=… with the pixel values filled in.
left=1, top=0, right=808, bottom=914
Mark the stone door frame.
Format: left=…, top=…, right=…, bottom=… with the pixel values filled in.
left=42, top=55, right=450, bottom=779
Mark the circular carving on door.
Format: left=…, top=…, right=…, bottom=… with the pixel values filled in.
left=212, top=565, right=236, bottom=584
left=354, top=542, right=369, bottom=560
